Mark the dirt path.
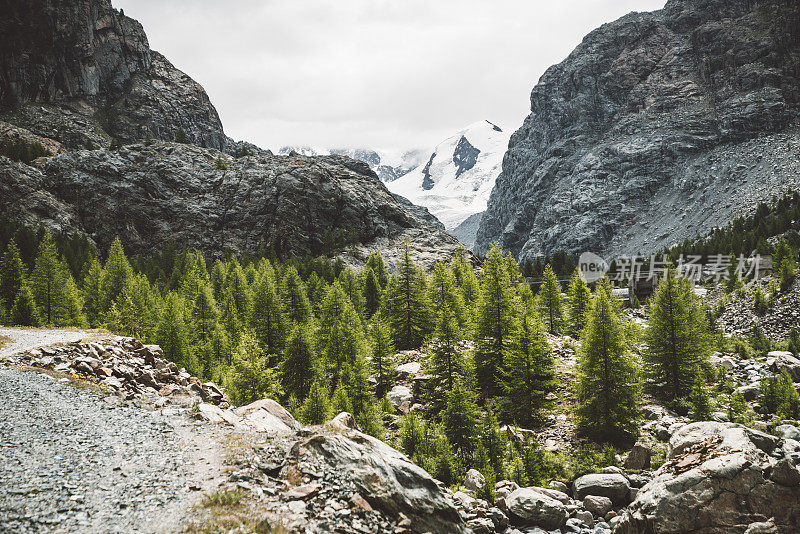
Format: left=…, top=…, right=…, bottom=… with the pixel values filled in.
left=0, top=328, right=231, bottom=533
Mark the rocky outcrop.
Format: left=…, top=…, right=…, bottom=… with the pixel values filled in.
left=3, top=336, right=228, bottom=406
left=615, top=421, right=800, bottom=533
left=0, top=0, right=232, bottom=151
left=0, top=141, right=464, bottom=265
left=476, top=0, right=800, bottom=261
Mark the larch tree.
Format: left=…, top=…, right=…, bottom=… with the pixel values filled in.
left=280, top=266, right=313, bottom=325
left=643, top=267, right=711, bottom=402
left=12, top=282, right=40, bottom=326
left=224, top=330, right=282, bottom=407
left=0, top=239, right=26, bottom=317
left=362, top=266, right=382, bottom=319
left=381, top=244, right=433, bottom=350
left=365, top=252, right=388, bottom=289
left=156, top=292, right=199, bottom=376
left=427, top=307, right=469, bottom=414
left=80, top=256, right=104, bottom=327
left=281, top=323, right=319, bottom=401
left=429, top=261, right=468, bottom=331
left=369, top=320, right=395, bottom=397
left=537, top=264, right=564, bottom=334
left=566, top=268, right=592, bottom=337
left=100, top=237, right=133, bottom=311
left=575, top=280, right=640, bottom=442
left=502, top=312, right=555, bottom=427
left=29, top=232, right=84, bottom=326
left=249, top=272, right=287, bottom=360
left=442, top=381, right=480, bottom=465
left=474, top=244, right=518, bottom=399
left=318, top=282, right=366, bottom=388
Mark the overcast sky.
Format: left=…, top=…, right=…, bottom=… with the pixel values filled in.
left=114, top=0, right=666, bottom=152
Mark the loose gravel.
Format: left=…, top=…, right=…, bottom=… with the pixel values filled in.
left=0, top=329, right=227, bottom=533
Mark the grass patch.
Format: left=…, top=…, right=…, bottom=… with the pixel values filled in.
left=0, top=335, right=11, bottom=350
left=202, top=489, right=246, bottom=508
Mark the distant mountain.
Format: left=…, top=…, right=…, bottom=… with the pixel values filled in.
left=277, top=146, right=427, bottom=183
left=385, top=120, right=510, bottom=237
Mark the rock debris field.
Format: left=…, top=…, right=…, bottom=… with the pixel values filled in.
left=0, top=329, right=224, bottom=533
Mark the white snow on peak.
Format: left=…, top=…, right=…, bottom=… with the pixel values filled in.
left=385, top=120, right=510, bottom=230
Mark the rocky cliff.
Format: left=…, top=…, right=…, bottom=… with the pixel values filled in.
left=475, top=0, right=800, bottom=261
left=0, top=0, right=233, bottom=152
left=0, top=0, right=462, bottom=267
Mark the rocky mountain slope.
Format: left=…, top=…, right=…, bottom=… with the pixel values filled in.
left=475, top=0, right=800, bottom=261
left=387, top=120, right=510, bottom=234
left=0, top=0, right=461, bottom=266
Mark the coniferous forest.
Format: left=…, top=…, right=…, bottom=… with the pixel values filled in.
left=1, top=223, right=799, bottom=491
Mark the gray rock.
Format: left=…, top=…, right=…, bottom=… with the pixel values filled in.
left=475, top=0, right=800, bottom=261
left=769, top=351, right=800, bottom=381
left=505, top=487, right=567, bottom=529
left=466, top=517, right=495, bottom=534
left=615, top=422, right=800, bottom=533
left=583, top=495, right=612, bottom=517
left=624, top=443, right=651, bottom=471
left=775, top=425, right=800, bottom=442
left=572, top=474, right=630, bottom=505
left=386, top=385, right=413, bottom=409
left=463, top=469, right=486, bottom=492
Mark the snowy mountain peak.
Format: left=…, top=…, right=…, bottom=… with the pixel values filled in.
left=385, top=120, right=511, bottom=234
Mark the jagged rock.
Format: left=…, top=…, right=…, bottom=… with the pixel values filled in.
left=295, top=431, right=466, bottom=533
left=463, top=469, right=486, bottom=492
left=234, top=398, right=301, bottom=435
left=572, top=474, right=630, bottom=505
left=583, top=495, right=613, bottom=517
left=505, top=487, right=568, bottom=529
left=769, top=351, right=800, bottom=381
left=475, top=0, right=800, bottom=260
left=770, top=459, right=800, bottom=487
left=624, top=443, right=652, bottom=471
left=776, top=425, right=800, bottom=442
left=466, top=517, right=495, bottom=534
left=615, top=422, right=800, bottom=533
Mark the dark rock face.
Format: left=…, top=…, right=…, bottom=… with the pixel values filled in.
left=0, top=0, right=230, bottom=151
left=452, top=135, right=480, bottom=177
left=0, top=141, right=463, bottom=265
left=475, top=0, right=800, bottom=261
left=421, top=152, right=436, bottom=191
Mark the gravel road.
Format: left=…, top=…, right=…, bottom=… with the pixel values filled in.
left=0, top=328, right=90, bottom=359
left=0, top=329, right=227, bottom=533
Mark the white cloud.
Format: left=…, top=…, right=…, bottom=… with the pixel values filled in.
left=114, top=0, right=666, bottom=151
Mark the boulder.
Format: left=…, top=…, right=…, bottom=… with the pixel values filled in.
left=235, top=398, right=302, bottom=435
left=615, top=422, right=800, bottom=533
left=197, top=403, right=240, bottom=426
left=505, top=487, right=568, bottom=529
left=775, top=424, right=800, bottom=442
left=396, top=361, right=421, bottom=378
left=386, top=385, right=413, bottom=409
left=297, top=431, right=466, bottom=533
left=624, top=443, right=652, bottom=471
left=463, top=469, right=485, bottom=492
left=572, top=474, right=630, bottom=505
left=769, top=351, right=800, bottom=381
left=326, top=412, right=360, bottom=432
left=583, top=495, right=613, bottom=517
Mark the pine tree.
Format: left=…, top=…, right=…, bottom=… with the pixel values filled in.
left=380, top=243, right=433, bottom=350
left=220, top=292, right=243, bottom=343
left=226, top=262, right=252, bottom=319
left=156, top=292, right=199, bottom=375
left=575, top=280, right=640, bottom=442
left=537, top=264, right=564, bottom=334
left=100, top=237, right=133, bottom=311
left=442, top=382, right=480, bottom=465
left=0, top=239, right=26, bottom=316
left=174, top=127, right=189, bottom=143
left=689, top=379, right=713, bottom=422
left=365, top=252, right=388, bottom=289
left=224, top=331, right=282, bottom=406
left=281, top=323, right=319, bottom=400
left=280, top=266, right=313, bottom=324
left=502, top=312, right=555, bottom=427
left=301, top=381, right=332, bottom=424
left=566, top=268, right=592, bottom=337
left=192, top=284, right=219, bottom=343
left=480, top=409, right=508, bottom=480
left=643, top=268, right=711, bottom=402
left=427, top=307, right=468, bottom=414
left=249, top=272, right=287, bottom=359
left=29, top=233, right=84, bottom=326
left=11, top=283, right=40, bottom=326
left=452, top=248, right=479, bottom=307
left=80, top=256, right=104, bottom=327
left=337, top=268, right=365, bottom=317
left=369, top=320, right=395, bottom=397
left=318, top=282, right=367, bottom=388
left=429, top=261, right=468, bottom=330
left=362, top=266, right=382, bottom=319
left=474, top=244, right=518, bottom=399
